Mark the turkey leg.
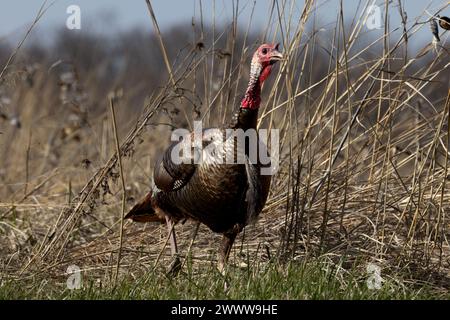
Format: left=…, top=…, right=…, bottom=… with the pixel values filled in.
left=218, top=230, right=238, bottom=274
left=165, top=216, right=181, bottom=275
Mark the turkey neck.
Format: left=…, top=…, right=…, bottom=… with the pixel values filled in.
left=231, top=62, right=267, bottom=130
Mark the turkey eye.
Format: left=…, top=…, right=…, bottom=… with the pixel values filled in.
left=261, top=48, right=268, bottom=55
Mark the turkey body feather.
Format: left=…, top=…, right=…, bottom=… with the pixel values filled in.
left=153, top=127, right=271, bottom=233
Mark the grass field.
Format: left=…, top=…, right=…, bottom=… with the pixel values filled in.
left=0, top=0, right=450, bottom=300
left=1, top=259, right=448, bottom=300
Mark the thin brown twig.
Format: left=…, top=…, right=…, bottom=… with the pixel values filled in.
left=109, top=96, right=126, bottom=284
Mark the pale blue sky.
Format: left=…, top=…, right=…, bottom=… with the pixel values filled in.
left=0, top=0, right=448, bottom=45
left=0, top=0, right=273, bottom=37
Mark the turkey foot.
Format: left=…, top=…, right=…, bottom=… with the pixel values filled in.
left=167, top=254, right=182, bottom=276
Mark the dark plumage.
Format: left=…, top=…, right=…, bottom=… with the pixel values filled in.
left=125, top=43, right=283, bottom=273
left=430, top=17, right=440, bottom=42
left=430, top=15, right=450, bottom=44
left=438, top=16, right=450, bottom=30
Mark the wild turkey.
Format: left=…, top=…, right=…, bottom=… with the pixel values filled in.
left=125, top=43, right=283, bottom=273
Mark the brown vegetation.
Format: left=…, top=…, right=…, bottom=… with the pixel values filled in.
left=0, top=1, right=449, bottom=290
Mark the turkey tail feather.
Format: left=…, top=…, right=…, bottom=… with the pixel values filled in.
left=124, top=193, right=164, bottom=223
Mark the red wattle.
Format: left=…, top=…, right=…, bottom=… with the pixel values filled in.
left=240, top=63, right=272, bottom=110
left=259, top=65, right=272, bottom=83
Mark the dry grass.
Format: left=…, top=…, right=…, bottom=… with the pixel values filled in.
left=0, top=0, right=449, bottom=295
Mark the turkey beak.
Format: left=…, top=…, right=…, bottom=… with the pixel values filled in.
left=270, top=44, right=283, bottom=62
left=270, top=50, right=283, bottom=62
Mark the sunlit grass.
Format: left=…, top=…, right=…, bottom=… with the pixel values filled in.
left=1, top=260, right=447, bottom=300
